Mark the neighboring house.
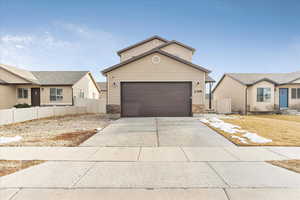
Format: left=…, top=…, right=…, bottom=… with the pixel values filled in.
left=213, top=72, right=300, bottom=113
left=0, top=64, right=100, bottom=109
left=101, top=35, right=215, bottom=117
left=96, top=82, right=107, bottom=100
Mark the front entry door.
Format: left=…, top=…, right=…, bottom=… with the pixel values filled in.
left=279, top=88, right=288, bottom=109
left=31, top=88, right=40, bottom=106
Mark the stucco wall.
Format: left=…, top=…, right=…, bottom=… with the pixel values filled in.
left=213, top=76, right=247, bottom=113
left=73, top=73, right=100, bottom=99
left=0, top=68, right=30, bottom=84
left=160, top=43, right=193, bottom=61
left=247, top=81, right=275, bottom=112
left=106, top=52, right=207, bottom=114
left=0, top=85, right=17, bottom=109
left=120, top=39, right=166, bottom=62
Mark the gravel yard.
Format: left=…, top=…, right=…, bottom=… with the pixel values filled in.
left=0, top=114, right=112, bottom=146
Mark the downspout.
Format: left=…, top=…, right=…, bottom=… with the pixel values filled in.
left=245, top=87, right=248, bottom=115
left=72, top=87, right=74, bottom=106
left=106, top=75, right=108, bottom=114
left=209, top=82, right=212, bottom=109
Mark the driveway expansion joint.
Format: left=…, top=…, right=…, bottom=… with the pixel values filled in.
left=70, top=162, right=97, bottom=188
left=265, top=148, right=291, bottom=159
left=180, top=146, right=191, bottom=162
left=206, top=162, right=230, bottom=187
left=7, top=188, right=20, bottom=200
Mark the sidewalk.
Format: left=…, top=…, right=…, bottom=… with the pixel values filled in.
left=1, top=146, right=300, bottom=199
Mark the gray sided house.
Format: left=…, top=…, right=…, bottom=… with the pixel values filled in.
left=0, top=64, right=100, bottom=109
left=213, top=72, right=300, bottom=113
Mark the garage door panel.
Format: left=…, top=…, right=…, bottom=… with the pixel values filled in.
left=121, top=82, right=191, bottom=117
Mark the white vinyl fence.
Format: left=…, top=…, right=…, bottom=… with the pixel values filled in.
left=74, top=98, right=106, bottom=114
left=0, top=106, right=87, bottom=126
left=214, top=98, right=232, bottom=114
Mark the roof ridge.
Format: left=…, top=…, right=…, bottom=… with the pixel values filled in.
left=117, top=35, right=169, bottom=55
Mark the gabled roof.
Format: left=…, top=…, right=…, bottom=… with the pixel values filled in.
left=101, top=49, right=211, bottom=75
left=213, top=72, right=300, bottom=93
left=97, top=82, right=107, bottom=91
left=226, top=72, right=300, bottom=85
left=0, top=64, right=40, bottom=84
left=0, top=79, right=7, bottom=84
left=206, top=76, right=215, bottom=83
left=117, top=35, right=169, bottom=56
left=156, top=40, right=196, bottom=53
left=31, top=71, right=88, bottom=85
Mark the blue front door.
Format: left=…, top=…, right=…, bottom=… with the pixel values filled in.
left=279, top=88, right=288, bottom=108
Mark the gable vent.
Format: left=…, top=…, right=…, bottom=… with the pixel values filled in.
left=152, top=55, right=161, bottom=64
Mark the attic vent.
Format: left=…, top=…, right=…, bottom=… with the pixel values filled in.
left=152, top=55, right=161, bottom=64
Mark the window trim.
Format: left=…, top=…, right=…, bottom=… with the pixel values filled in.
left=50, top=88, right=63, bottom=101
left=17, top=88, right=28, bottom=99
left=257, top=87, right=271, bottom=102
left=292, top=88, right=300, bottom=99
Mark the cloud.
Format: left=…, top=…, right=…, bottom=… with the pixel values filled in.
left=0, top=23, right=122, bottom=80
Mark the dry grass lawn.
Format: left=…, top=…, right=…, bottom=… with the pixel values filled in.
left=0, top=160, right=45, bottom=177
left=268, top=160, right=300, bottom=174
left=249, top=114, right=300, bottom=123
left=208, top=115, right=300, bottom=146
left=0, top=114, right=111, bottom=146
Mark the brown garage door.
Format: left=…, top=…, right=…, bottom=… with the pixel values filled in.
left=121, top=82, right=192, bottom=117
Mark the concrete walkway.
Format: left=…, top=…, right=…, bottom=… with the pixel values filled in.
left=81, top=117, right=233, bottom=147
left=1, top=146, right=300, bottom=199
left=1, top=117, right=300, bottom=199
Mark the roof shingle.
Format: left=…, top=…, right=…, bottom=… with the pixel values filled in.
left=226, top=72, right=300, bottom=85
left=97, top=82, right=107, bottom=91
left=31, top=71, right=88, bottom=85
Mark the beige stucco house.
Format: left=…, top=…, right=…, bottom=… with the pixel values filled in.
left=213, top=72, right=300, bottom=113
left=101, top=35, right=214, bottom=117
left=0, top=64, right=100, bottom=109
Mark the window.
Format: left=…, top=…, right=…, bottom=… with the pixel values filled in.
left=17, top=88, right=28, bottom=98
left=257, top=88, right=271, bottom=102
left=79, top=89, right=84, bottom=99
left=50, top=88, right=63, bottom=101
left=292, top=88, right=300, bottom=99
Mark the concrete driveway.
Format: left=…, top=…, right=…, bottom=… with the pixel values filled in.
left=81, top=117, right=233, bottom=147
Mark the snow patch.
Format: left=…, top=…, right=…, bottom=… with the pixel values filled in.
left=201, top=117, right=241, bottom=134
left=0, top=136, right=22, bottom=144
left=200, top=116, right=272, bottom=144
left=231, top=135, right=248, bottom=144
left=96, top=128, right=103, bottom=132
left=243, top=132, right=272, bottom=144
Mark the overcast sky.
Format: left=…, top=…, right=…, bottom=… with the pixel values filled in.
left=1, top=0, right=300, bottom=81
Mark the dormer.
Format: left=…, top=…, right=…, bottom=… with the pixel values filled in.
left=117, top=35, right=196, bottom=62
left=158, top=40, right=195, bottom=61
left=117, top=35, right=168, bottom=62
